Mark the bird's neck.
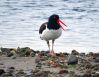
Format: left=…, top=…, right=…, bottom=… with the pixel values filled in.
left=47, top=21, right=60, bottom=30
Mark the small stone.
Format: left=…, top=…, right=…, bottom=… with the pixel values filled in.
left=17, top=47, right=32, bottom=57
left=94, top=58, right=99, bottom=62
left=94, top=72, right=99, bottom=77
left=71, top=50, right=79, bottom=55
left=1, top=48, right=10, bottom=54
left=0, top=69, right=5, bottom=76
left=93, top=53, right=99, bottom=62
left=67, top=54, right=78, bottom=65
left=36, top=63, right=42, bottom=69
left=83, top=74, right=92, bottom=77
left=7, top=49, right=16, bottom=57
left=17, top=69, right=24, bottom=74
left=6, top=67, right=15, bottom=76
left=79, top=53, right=85, bottom=57
left=31, top=69, right=40, bottom=74
left=94, top=67, right=99, bottom=71
left=16, top=69, right=27, bottom=77
left=69, top=71, right=75, bottom=75
left=77, top=75, right=83, bottom=77
left=43, top=71, right=50, bottom=77
left=59, top=69, right=68, bottom=74
left=69, top=71, right=77, bottom=77
left=85, top=64, right=92, bottom=69
left=48, top=73, right=58, bottom=77
left=84, top=68, right=92, bottom=76
left=35, top=71, right=43, bottom=76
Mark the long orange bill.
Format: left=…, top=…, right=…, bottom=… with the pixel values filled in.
left=57, top=19, right=67, bottom=30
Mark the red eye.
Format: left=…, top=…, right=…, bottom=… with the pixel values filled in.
left=54, top=16, right=56, bottom=19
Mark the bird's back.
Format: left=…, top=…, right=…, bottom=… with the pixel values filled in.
left=39, top=22, right=47, bottom=34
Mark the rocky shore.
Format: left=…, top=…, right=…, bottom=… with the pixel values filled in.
left=0, top=47, right=99, bottom=77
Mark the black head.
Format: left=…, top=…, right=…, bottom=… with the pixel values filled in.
left=49, top=14, right=59, bottom=22
left=47, top=14, right=67, bottom=30
left=47, top=14, right=60, bottom=30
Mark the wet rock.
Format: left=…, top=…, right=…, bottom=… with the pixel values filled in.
left=16, top=47, right=32, bottom=57
left=77, top=75, right=83, bottom=77
left=31, top=69, right=40, bottom=74
left=79, top=53, right=86, bottom=57
left=59, top=53, right=65, bottom=58
left=35, top=71, right=44, bottom=76
left=83, top=74, right=92, bottom=77
left=59, top=63, right=68, bottom=69
left=93, top=53, right=99, bottom=61
left=8, top=67, right=15, bottom=71
left=56, top=53, right=61, bottom=57
left=94, top=58, right=99, bottom=62
left=1, top=48, right=10, bottom=55
left=40, top=51, right=47, bottom=56
left=36, top=63, right=42, bottom=69
left=69, top=71, right=76, bottom=77
left=56, top=52, right=67, bottom=58
left=43, top=71, right=50, bottom=77
left=69, top=71, right=75, bottom=75
left=89, top=52, right=94, bottom=56
left=5, top=67, right=15, bottom=76
left=30, top=50, right=36, bottom=57
left=67, top=54, right=78, bottom=65
left=71, top=50, right=79, bottom=55
left=17, top=69, right=25, bottom=74
left=16, top=69, right=26, bottom=76
left=93, top=64, right=99, bottom=71
left=6, top=49, right=16, bottom=57
left=31, top=70, right=49, bottom=77
left=48, top=73, right=58, bottom=77
left=63, top=52, right=69, bottom=56
left=7, top=53, right=14, bottom=57
left=94, top=72, right=99, bottom=77
left=83, top=68, right=92, bottom=77
left=0, top=69, right=5, bottom=76
left=85, top=64, right=92, bottom=69
left=59, top=69, right=68, bottom=74
left=35, top=59, right=40, bottom=64
left=35, top=56, right=41, bottom=64
left=35, top=71, right=43, bottom=76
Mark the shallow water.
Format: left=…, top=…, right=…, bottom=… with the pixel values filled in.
left=0, top=0, right=99, bottom=53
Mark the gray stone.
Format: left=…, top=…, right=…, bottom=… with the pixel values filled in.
left=94, top=72, right=99, bottom=77
left=5, top=67, right=15, bottom=77
left=71, top=50, right=79, bottom=55
left=0, top=69, right=5, bottom=76
left=67, top=54, right=78, bottom=64
left=59, top=69, right=68, bottom=74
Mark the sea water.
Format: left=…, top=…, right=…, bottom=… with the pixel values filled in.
left=0, top=0, right=99, bottom=53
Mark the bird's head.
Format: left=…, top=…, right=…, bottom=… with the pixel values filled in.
left=48, top=14, right=67, bottom=30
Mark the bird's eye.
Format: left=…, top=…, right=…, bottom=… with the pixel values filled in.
left=54, top=16, right=56, bottom=19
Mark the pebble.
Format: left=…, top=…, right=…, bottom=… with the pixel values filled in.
left=0, top=69, right=5, bottom=76
left=0, top=48, right=99, bottom=77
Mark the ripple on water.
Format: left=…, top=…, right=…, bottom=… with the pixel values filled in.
left=0, top=0, right=99, bottom=53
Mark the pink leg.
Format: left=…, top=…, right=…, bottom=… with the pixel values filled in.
left=50, top=40, right=56, bottom=56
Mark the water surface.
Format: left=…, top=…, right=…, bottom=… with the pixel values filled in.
left=0, top=0, right=99, bottom=53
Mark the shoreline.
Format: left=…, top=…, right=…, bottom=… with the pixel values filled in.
left=0, top=47, right=99, bottom=77
left=0, top=46, right=99, bottom=54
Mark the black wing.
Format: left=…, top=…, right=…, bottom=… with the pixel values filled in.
left=39, top=22, right=47, bottom=34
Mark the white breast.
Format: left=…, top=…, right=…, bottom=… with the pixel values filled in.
left=40, top=28, right=62, bottom=41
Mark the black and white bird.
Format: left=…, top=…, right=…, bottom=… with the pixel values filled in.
left=39, top=14, right=67, bottom=56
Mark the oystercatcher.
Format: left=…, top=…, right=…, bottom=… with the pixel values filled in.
left=39, top=14, right=67, bottom=56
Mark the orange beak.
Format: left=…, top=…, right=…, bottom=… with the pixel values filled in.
left=57, top=19, right=67, bottom=30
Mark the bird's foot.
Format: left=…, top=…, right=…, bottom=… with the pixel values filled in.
left=49, top=51, right=56, bottom=56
